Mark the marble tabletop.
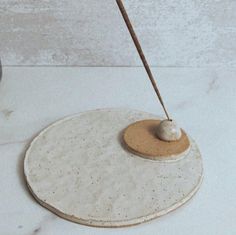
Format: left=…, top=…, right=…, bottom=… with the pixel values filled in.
left=0, top=67, right=235, bottom=235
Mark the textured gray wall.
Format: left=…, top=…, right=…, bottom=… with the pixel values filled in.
left=0, top=0, right=236, bottom=66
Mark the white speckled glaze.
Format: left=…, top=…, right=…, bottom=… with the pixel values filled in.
left=156, top=119, right=182, bottom=142
left=24, top=109, right=203, bottom=227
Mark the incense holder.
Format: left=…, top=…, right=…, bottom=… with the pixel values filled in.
left=24, top=109, right=203, bottom=227
left=156, top=119, right=182, bottom=141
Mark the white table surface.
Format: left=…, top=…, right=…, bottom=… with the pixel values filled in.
left=0, top=67, right=235, bottom=235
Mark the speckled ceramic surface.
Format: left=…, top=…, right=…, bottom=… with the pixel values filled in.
left=24, top=109, right=203, bottom=227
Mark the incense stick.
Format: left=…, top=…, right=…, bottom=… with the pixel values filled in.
left=116, top=0, right=171, bottom=120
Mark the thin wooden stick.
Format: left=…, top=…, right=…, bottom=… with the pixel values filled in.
left=116, top=0, right=171, bottom=120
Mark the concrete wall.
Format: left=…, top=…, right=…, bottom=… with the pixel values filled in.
left=0, top=0, right=235, bottom=66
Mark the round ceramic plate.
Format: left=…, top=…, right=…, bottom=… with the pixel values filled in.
left=24, top=109, right=203, bottom=227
